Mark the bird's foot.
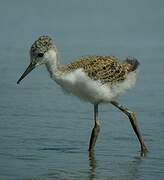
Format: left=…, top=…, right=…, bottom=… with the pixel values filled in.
left=140, top=144, right=148, bottom=156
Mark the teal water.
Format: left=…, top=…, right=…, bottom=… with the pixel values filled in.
left=0, top=0, right=164, bottom=179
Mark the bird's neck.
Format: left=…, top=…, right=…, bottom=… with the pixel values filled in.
left=45, top=49, right=61, bottom=77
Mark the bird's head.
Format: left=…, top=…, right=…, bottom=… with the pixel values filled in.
left=17, top=35, right=57, bottom=84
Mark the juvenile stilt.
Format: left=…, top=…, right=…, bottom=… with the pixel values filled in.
left=111, top=101, right=148, bottom=155
left=17, top=35, right=148, bottom=154
left=89, top=104, right=101, bottom=151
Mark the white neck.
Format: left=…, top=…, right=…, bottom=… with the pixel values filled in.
left=45, top=49, right=60, bottom=77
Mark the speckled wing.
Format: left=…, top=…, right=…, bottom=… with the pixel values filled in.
left=65, top=56, right=127, bottom=84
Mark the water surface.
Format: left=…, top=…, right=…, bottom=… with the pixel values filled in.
left=0, top=0, right=164, bottom=179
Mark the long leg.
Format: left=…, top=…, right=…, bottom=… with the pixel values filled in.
left=89, top=104, right=101, bottom=151
left=111, top=101, right=148, bottom=155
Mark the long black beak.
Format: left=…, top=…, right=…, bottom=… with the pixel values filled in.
left=17, top=62, right=36, bottom=84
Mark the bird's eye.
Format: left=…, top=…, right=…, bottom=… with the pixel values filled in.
left=38, top=53, right=44, bottom=57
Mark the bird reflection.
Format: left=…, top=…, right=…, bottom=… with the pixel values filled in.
left=88, top=150, right=144, bottom=180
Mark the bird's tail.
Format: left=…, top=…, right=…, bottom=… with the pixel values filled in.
left=122, top=57, right=140, bottom=72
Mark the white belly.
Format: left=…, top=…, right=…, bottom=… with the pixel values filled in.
left=53, top=69, right=137, bottom=104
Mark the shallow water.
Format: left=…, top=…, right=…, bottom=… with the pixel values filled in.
left=0, top=0, right=164, bottom=179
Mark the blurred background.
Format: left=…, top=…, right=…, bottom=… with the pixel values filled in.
left=0, top=0, right=164, bottom=179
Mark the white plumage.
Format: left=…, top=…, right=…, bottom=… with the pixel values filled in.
left=54, top=68, right=137, bottom=104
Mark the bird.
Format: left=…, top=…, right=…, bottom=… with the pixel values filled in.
left=17, top=35, right=148, bottom=155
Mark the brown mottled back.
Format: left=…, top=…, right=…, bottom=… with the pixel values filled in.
left=61, top=56, right=139, bottom=84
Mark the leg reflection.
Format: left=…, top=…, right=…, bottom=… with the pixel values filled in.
left=88, top=150, right=145, bottom=180
left=127, top=156, right=143, bottom=179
